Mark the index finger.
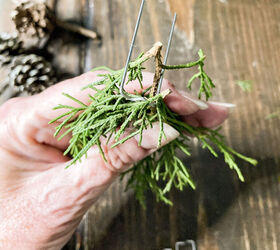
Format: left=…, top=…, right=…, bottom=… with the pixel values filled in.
left=31, top=71, right=203, bottom=121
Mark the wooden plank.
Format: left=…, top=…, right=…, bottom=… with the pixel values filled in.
left=192, top=1, right=280, bottom=249
left=74, top=0, right=280, bottom=249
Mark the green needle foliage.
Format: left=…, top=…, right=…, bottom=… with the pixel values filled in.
left=162, top=49, right=215, bottom=100
left=50, top=44, right=257, bottom=207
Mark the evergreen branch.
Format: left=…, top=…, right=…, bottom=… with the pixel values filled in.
left=50, top=44, right=257, bottom=207
left=62, top=93, right=88, bottom=108
left=161, top=55, right=205, bottom=69
left=162, top=49, right=215, bottom=100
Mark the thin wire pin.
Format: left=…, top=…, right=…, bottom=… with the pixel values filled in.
left=120, top=0, right=146, bottom=102
left=156, top=13, right=177, bottom=95
left=175, top=239, right=196, bottom=250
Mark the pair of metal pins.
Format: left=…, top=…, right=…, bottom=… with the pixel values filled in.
left=120, top=0, right=177, bottom=101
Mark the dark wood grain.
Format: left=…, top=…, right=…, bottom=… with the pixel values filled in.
left=75, top=0, right=280, bottom=249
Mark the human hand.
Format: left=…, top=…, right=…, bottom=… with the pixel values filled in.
left=0, top=71, right=231, bottom=249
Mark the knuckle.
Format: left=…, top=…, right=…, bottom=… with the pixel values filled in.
left=102, top=140, right=147, bottom=173
left=104, top=145, right=134, bottom=172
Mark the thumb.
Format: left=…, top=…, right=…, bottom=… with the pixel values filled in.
left=32, top=123, right=179, bottom=243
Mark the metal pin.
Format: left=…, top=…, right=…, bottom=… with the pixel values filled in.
left=120, top=0, right=146, bottom=102
left=156, top=13, right=177, bottom=95
left=175, top=240, right=196, bottom=250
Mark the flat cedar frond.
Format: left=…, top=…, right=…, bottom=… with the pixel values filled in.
left=50, top=44, right=257, bottom=207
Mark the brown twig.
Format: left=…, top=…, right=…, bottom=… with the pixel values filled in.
left=48, top=10, right=100, bottom=40
left=55, top=19, right=99, bottom=40
left=122, top=42, right=171, bottom=100
left=150, top=42, right=164, bottom=98
left=136, top=42, right=171, bottom=99
left=141, top=42, right=163, bottom=62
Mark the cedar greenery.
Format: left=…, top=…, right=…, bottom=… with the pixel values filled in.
left=49, top=43, right=257, bottom=206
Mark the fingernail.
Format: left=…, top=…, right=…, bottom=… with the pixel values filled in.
left=208, top=101, right=236, bottom=113
left=135, top=122, right=179, bottom=150
left=178, top=90, right=208, bottom=110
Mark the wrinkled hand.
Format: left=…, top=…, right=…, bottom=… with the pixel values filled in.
left=0, top=72, right=231, bottom=250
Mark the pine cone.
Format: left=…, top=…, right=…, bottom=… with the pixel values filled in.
left=12, top=0, right=55, bottom=48
left=0, top=33, right=23, bottom=66
left=9, top=54, right=57, bottom=95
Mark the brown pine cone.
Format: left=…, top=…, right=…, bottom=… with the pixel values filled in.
left=0, top=33, right=23, bottom=66
left=12, top=0, right=55, bottom=49
left=9, top=54, right=57, bottom=95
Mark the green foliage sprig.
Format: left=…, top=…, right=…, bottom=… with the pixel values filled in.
left=50, top=43, right=257, bottom=206
left=162, top=49, right=215, bottom=100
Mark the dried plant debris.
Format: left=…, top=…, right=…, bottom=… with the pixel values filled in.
left=265, top=108, right=280, bottom=120
left=236, top=80, right=253, bottom=92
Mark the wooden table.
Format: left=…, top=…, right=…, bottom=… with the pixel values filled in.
left=1, top=0, right=279, bottom=249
